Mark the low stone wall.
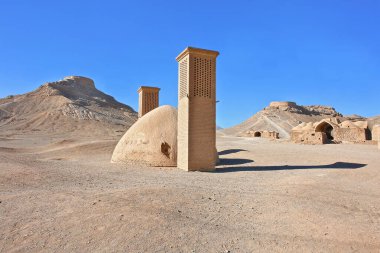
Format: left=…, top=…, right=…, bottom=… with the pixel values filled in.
left=291, top=130, right=327, bottom=144
left=372, top=125, right=380, bottom=142
left=334, top=128, right=366, bottom=143
left=375, top=125, right=380, bottom=150
left=261, top=131, right=279, bottom=139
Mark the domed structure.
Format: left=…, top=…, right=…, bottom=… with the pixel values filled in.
left=111, top=105, right=177, bottom=166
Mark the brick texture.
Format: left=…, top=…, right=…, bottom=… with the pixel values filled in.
left=176, top=47, right=219, bottom=171
left=138, top=86, right=160, bottom=118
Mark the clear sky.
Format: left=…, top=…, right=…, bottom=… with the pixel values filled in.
left=0, top=0, right=379, bottom=127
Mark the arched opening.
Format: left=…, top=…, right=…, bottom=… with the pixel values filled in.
left=315, top=122, right=335, bottom=140
left=254, top=132, right=261, bottom=137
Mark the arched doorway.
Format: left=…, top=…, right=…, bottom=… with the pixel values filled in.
left=315, top=121, right=335, bottom=140
left=254, top=131, right=261, bottom=137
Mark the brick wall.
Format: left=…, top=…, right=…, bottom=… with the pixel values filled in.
left=334, top=128, right=367, bottom=142
left=291, top=130, right=327, bottom=144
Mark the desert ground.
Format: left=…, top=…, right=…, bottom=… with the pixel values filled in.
left=0, top=133, right=379, bottom=252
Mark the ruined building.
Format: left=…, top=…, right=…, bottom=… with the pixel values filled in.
left=291, top=118, right=371, bottom=144
left=138, top=86, right=160, bottom=118
left=245, top=130, right=279, bottom=139
left=372, top=125, right=380, bottom=143
left=176, top=47, right=219, bottom=171
left=372, top=125, right=380, bottom=150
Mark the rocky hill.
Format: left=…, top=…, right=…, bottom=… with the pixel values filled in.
left=0, top=76, right=137, bottom=137
left=222, top=101, right=345, bottom=139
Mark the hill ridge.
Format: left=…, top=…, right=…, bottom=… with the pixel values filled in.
left=0, top=76, right=137, bottom=137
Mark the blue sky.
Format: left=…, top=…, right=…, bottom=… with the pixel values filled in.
left=0, top=0, right=379, bottom=127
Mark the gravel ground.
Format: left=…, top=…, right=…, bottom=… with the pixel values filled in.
left=0, top=134, right=379, bottom=252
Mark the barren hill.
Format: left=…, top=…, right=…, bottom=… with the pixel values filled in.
left=0, top=76, right=137, bottom=137
left=222, top=101, right=344, bottom=138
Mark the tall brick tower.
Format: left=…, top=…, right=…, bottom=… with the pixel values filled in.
left=137, top=86, right=160, bottom=118
left=176, top=47, right=219, bottom=171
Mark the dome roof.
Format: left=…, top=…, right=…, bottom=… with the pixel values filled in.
left=111, top=105, right=177, bottom=166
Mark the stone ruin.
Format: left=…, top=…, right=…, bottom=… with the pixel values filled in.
left=291, top=118, right=373, bottom=144
left=372, top=125, right=380, bottom=143
left=245, top=130, right=279, bottom=139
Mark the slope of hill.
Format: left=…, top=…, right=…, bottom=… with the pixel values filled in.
left=222, top=101, right=344, bottom=139
left=0, top=76, right=137, bottom=137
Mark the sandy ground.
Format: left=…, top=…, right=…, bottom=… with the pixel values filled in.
left=0, top=134, right=380, bottom=252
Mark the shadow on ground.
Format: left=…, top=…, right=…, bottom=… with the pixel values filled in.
left=218, top=149, right=248, bottom=156
left=217, top=149, right=253, bottom=166
left=218, top=158, right=254, bottom=166
left=215, top=162, right=367, bottom=173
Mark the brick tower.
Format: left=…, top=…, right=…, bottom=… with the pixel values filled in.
left=137, top=86, right=160, bottom=118
left=176, top=47, right=219, bottom=171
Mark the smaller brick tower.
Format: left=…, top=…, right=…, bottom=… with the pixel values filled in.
left=137, top=86, right=160, bottom=118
